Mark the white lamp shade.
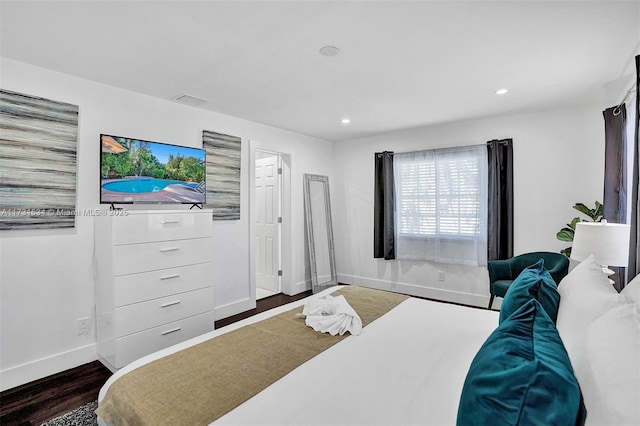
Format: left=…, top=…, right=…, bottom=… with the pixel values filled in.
left=571, top=222, right=630, bottom=266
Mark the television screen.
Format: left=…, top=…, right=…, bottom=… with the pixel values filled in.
left=100, top=134, right=206, bottom=204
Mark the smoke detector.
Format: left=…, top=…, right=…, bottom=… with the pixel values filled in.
left=319, top=46, right=340, bottom=57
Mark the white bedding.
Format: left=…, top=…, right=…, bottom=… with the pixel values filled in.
left=98, top=286, right=498, bottom=425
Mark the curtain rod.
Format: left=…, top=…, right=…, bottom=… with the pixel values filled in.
left=384, top=139, right=510, bottom=156
left=613, top=83, right=637, bottom=116
left=486, top=139, right=510, bottom=146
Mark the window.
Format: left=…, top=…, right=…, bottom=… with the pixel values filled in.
left=394, top=145, right=488, bottom=266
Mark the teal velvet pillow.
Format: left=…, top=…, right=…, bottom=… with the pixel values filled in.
left=457, top=299, right=585, bottom=426
left=499, top=259, right=560, bottom=323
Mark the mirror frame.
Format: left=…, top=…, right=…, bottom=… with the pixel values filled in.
left=303, top=173, right=337, bottom=293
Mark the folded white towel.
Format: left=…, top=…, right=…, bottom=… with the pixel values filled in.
left=301, top=294, right=362, bottom=336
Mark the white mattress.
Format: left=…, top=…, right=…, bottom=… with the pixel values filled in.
left=99, top=286, right=498, bottom=425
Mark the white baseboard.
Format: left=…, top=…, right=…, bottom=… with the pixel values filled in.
left=0, top=343, right=97, bottom=392
left=214, top=298, right=256, bottom=321
left=287, top=280, right=311, bottom=296
left=337, top=274, right=490, bottom=308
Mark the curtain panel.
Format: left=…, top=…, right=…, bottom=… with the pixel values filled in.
left=374, top=151, right=395, bottom=260
left=487, top=139, right=514, bottom=261
left=603, top=104, right=628, bottom=289
left=629, top=55, right=640, bottom=281
left=603, top=105, right=627, bottom=224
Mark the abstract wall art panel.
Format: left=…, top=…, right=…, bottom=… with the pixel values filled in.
left=203, top=130, right=241, bottom=220
left=0, top=90, right=79, bottom=230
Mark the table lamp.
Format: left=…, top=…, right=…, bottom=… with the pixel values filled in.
left=570, top=220, right=630, bottom=284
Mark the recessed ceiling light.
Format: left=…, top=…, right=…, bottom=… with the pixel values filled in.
left=341, top=118, right=351, bottom=124
left=495, top=88, right=509, bottom=95
left=319, top=46, right=340, bottom=57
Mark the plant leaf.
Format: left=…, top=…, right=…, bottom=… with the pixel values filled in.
left=595, top=201, right=603, bottom=216
left=569, top=217, right=580, bottom=229
left=573, top=203, right=591, bottom=217
left=557, top=229, right=574, bottom=241
left=573, top=201, right=604, bottom=221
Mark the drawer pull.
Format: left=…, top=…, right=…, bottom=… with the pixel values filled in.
left=159, top=220, right=180, bottom=225
left=161, top=300, right=181, bottom=308
left=161, top=327, right=182, bottom=336
left=160, top=274, right=181, bottom=280
left=159, top=247, right=180, bottom=253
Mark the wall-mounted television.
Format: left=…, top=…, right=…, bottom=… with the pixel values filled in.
left=100, top=134, right=206, bottom=205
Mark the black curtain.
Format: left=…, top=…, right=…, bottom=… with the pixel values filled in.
left=374, top=151, right=395, bottom=259
left=603, top=104, right=627, bottom=224
left=629, top=55, right=640, bottom=281
left=487, top=139, right=514, bottom=261
left=603, top=104, right=627, bottom=290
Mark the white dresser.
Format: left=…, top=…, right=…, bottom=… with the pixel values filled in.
left=95, top=209, right=214, bottom=371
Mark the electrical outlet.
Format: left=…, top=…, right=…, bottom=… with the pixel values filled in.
left=77, top=317, right=89, bottom=336
left=438, top=271, right=445, bottom=281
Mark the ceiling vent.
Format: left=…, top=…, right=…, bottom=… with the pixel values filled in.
left=174, top=94, right=207, bottom=106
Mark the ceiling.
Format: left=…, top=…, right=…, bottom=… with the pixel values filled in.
left=1, top=1, right=638, bottom=142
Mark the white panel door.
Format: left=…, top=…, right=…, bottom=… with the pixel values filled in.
left=255, top=156, right=280, bottom=293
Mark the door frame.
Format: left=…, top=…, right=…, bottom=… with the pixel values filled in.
left=249, top=142, right=291, bottom=301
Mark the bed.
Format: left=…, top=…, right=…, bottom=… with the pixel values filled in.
left=97, top=258, right=640, bottom=426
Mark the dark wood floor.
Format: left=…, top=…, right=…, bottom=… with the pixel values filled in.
left=0, top=361, right=110, bottom=426
left=214, top=289, right=312, bottom=328
left=0, top=290, right=311, bottom=426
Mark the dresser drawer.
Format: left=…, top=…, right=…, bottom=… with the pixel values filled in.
left=114, top=286, right=213, bottom=337
left=114, top=262, right=213, bottom=306
left=113, top=237, right=213, bottom=276
left=113, top=311, right=214, bottom=369
left=111, top=212, right=212, bottom=245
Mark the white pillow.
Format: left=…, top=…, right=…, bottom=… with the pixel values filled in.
left=556, top=255, right=620, bottom=351
left=569, top=303, right=640, bottom=425
left=620, top=274, right=640, bottom=305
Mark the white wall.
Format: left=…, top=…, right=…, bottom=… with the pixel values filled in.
left=0, top=58, right=333, bottom=390
left=332, top=105, right=605, bottom=306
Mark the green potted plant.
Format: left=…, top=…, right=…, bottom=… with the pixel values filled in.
left=556, top=201, right=603, bottom=257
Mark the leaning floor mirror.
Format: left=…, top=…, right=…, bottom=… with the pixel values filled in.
left=303, top=174, right=338, bottom=293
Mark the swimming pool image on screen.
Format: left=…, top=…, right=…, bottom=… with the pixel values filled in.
left=100, top=134, right=206, bottom=204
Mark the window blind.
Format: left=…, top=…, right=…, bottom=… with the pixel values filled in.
left=394, top=145, right=488, bottom=266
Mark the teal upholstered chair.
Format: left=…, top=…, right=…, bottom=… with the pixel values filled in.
left=487, top=252, right=569, bottom=309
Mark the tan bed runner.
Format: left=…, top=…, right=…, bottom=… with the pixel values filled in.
left=97, top=285, right=408, bottom=425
